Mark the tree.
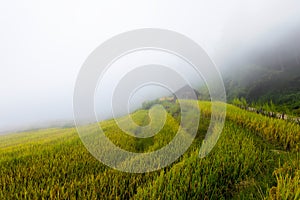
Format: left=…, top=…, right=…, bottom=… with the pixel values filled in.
left=240, top=97, right=248, bottom=109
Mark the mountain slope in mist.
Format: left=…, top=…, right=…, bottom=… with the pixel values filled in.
left=223, top=27, right=300, bottom=114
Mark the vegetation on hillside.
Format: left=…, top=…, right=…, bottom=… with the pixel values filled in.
left=0, top=100, right=299, bottom=199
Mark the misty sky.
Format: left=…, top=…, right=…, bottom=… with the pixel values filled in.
left=1, top=0, right=300, bottom=132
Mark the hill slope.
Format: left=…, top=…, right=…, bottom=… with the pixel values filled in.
left=223, top=27, right=300, bottom=115
left=0, top=101, right=299, bottom=199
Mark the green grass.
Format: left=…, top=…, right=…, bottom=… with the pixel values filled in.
left=0, top=100, right=299, bottom=199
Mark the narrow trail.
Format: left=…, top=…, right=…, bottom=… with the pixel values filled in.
left=236, top=105, right=300, bottom=125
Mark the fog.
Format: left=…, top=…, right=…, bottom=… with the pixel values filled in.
left=1, top=0, right=300, bottom=133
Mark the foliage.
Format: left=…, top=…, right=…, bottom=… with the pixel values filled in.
left=267, top=156, right=300, bottom=200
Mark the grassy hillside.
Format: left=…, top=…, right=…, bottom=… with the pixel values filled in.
left=0, top=101, right=299, bottom=199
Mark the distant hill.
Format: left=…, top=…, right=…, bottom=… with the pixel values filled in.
left=0, top=120, right=75, bottom=135
left=223, top=27, right=300, bottom=115
left=174, top=85, right=200, bottom=99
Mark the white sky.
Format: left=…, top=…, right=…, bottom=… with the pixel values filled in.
left=1, top=0, right=300, bottom=131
